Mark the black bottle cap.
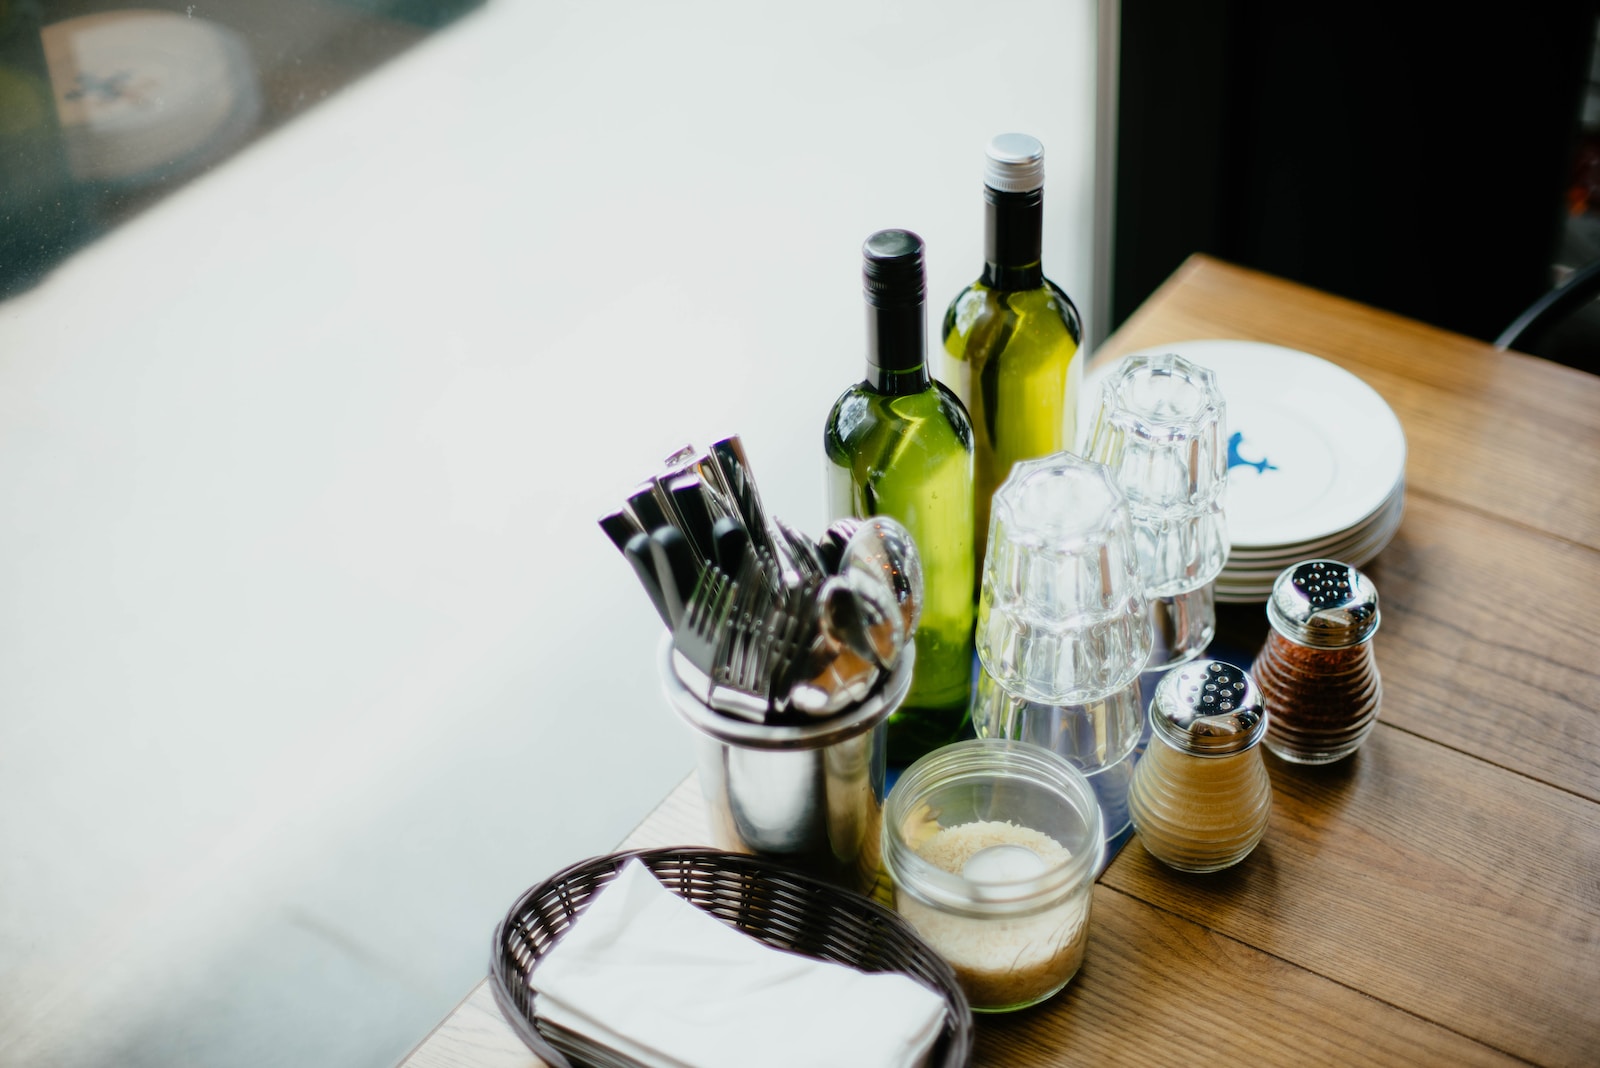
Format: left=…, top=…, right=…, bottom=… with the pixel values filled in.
left=862, top=229, right=928, bottom=385
left=862, top=229, right=926, bottom=309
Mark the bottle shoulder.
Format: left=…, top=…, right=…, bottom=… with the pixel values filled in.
left=1042, top=276, right=1084, bottom=340
left=823, top=379, right=973, bottom=453
left=823, top=383, right=871, bottom=460
left=931, top=379, right=975, bottom=446
left=941, top=275, right=1084, bottom=352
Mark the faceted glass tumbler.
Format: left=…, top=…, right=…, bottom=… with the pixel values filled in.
left=1147, top=583, right=1216, bottom=674
left=969, top=666, right=1143, bottom=842
left=970, top=667, right=1143, bottom=772
left=1084, top=353, right=1228, bottom=668
left=975, top=453, right=1152, bottom=706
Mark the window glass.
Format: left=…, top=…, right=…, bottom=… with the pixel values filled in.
left=0, top=0, right=479, bottom=299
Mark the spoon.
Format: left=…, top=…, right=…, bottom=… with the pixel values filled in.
left=842, top=517, right=923, bottom=636
left=816, top=516, right=863, bottom=573
left=788, top=644, right=879, bottom=716
left=818, top=576, right=902, bottom=668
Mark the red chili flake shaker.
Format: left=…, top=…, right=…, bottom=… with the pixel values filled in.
left=1250, top=559, right=1381, bottom=764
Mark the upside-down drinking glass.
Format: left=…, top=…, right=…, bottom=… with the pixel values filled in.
left=1083, top=352, right=1228, bottom=670
left=972, top=452, right=1153, bottom=840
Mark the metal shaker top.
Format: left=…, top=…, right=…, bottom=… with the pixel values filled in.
left=1150, top=659, right=1266, bottom=756
left=1266, top=559, right=1381, bottom=649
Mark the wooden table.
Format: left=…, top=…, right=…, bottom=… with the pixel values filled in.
left=400, top=256, right=1600, bottom=1067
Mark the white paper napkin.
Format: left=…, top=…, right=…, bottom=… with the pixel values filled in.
left=530, top=859, right=947, bottom=1068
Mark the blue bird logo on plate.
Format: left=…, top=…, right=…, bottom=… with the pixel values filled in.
left=1227, top=431, right=1277, bottom=476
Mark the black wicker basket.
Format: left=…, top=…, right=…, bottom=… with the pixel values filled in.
left=490, top=847, right=974, bottom=1068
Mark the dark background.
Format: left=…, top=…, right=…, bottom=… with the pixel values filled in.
left=1113, top=3, right=1600, bottom=373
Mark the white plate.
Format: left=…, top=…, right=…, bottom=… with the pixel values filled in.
left=1216, top=502, right=1404, bottom=601
left=1225, top=490, right=1404, bottom=579
left=1224, top=478, right=1404, bottom=564
left=1123, top=340, right=1406, bottom=549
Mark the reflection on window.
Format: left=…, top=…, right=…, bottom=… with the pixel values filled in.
left=0, top=0, right=482, bottom=300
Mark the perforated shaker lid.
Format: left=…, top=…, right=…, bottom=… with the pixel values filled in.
left=1266, top=559, right=1380, bottom=648
left=1149, top=660, right=1266, bottom=756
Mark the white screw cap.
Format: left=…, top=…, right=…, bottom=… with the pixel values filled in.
left=984, top=132, right=1045, bottom=192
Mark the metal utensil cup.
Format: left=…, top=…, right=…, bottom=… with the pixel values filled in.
left=659, top=635, right=914, bottom=896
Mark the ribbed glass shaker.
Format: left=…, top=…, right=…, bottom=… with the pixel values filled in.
left=1083, top=353, right=1228, bottom=670
left=882, top=739, right=1104, bottom=1013
left=1128, top=660, right=1272, bottom=873
left=1251, top=559, right=1382, bottom=764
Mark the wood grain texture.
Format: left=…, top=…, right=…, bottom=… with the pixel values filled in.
left=616, top=775, right=710, bottom=851
left=1368, top=493, right=1600, bottom=800
left=975, top=887, right=1525, bottom=1068
left=1095, top=256, right=1600, bottom=551
left=401, top=983, right=542, bottom=1068
left=1103, top=724, right=1600, bottom=1068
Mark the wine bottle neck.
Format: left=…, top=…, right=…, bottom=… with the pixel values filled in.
left=860, top=229, right=931, bottom=396
left=866, top=301, right=930, bottom=396
left=982, top=186, right=1044, bottom=290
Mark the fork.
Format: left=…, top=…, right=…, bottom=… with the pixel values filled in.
left=675, top=549, right=779, bottom=722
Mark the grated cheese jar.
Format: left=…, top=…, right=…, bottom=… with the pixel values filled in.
left=881, top=739, right=1104, bottom=1012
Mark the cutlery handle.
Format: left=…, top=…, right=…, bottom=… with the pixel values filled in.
left=709, top=436, right=774, bottom=554
left=668, top=473, right=718, bottom=567
left=627, top=483, right=670, bottom=536
left=649, top=526, right=698, bottom=627
left=711, top=515, right=750, bottom=575
left=599, top=509, right=642, bottom=553
left=623, top=532, right=672, bottom=627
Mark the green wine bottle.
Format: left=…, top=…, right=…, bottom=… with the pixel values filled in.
left=824, top=229, right=976, bottom=766
left=942, top=133, right=1085, bottom=587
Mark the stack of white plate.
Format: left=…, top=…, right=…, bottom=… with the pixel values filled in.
left=1121, top=340, right=1407, bottom=604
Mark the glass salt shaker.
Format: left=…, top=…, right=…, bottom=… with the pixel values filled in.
left=1127, top=660, right=1272, bottom=873
left=1250, top=559, right=1382, bottom=765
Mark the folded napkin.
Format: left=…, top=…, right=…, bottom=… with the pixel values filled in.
left=530, top=859, right=947, bottom=1068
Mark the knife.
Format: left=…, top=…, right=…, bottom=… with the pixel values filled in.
left=667, top=472, right=718, bottom=568
left=708, top=436, right=775, bottom=555
left=648, top=525, right=698, bottom=628
left=599, top=509, right=642, bottom=553
left=623, top=531, right=672, bottom=627
left=626, top=483, right=670, bottom=538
